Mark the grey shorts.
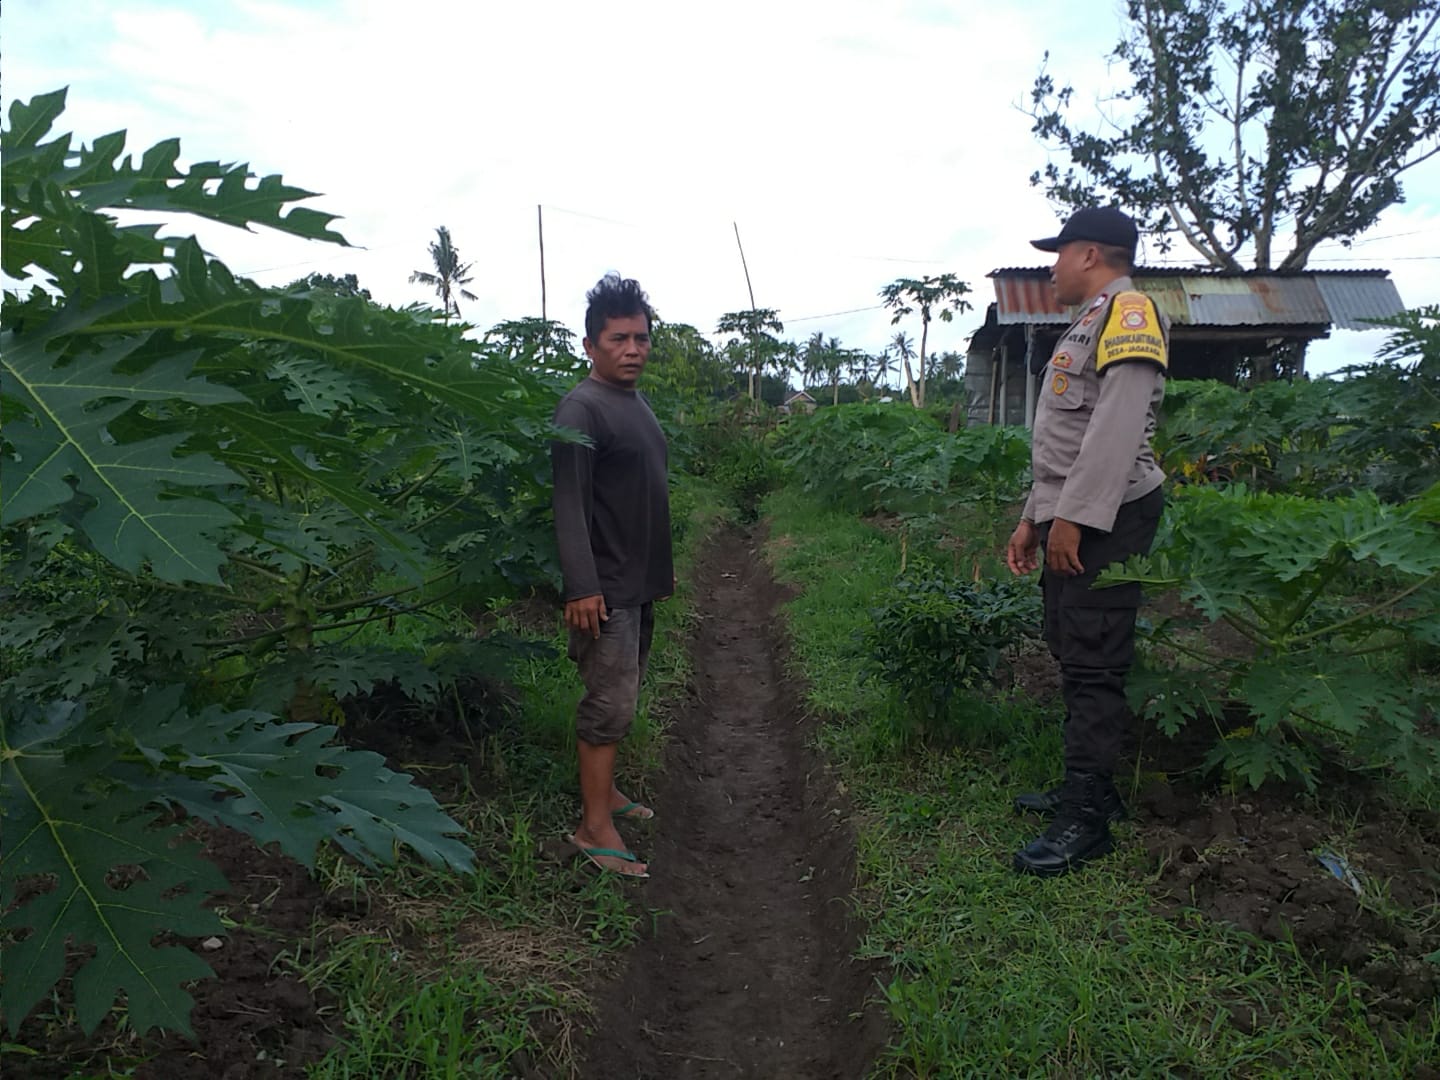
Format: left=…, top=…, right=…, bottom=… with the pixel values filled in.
left=568, top=603, right=654, bottom=745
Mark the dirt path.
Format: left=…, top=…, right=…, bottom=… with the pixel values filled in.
left=578, top=526, right=885, bottom=1079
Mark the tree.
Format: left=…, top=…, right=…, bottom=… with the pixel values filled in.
left=1027, top=0, right=1440, bottom=271
left=880, top=275, right=973, bottom=408
left=773, top=339, right=801, bottom=392
left=410, top=225, right=478, bottom=318
left=927, top=350, right=968, bottom=405
left=291, top=271, right=371, bottom=299
left=872, top=346, right=896, bottom=394
left=802, top=330, right=828, bottom=390
left=844, top=348, right=874, bottom=402
left=646, top=321, right=734, bottom=403
left=819, top=337, right=846, bottom=405
left=890, top=332, right=915, bottom=399
left=716, top=307, right=785, bottom=403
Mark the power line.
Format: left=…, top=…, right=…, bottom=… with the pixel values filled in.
left=543, top=204, right=641, bottom=228
left=784, top=304, right=888, bottom=323
left=1310, top=254, right=1440, bottom=262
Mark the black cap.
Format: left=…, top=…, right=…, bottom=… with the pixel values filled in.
left=1031, top=207, right=1138, bottom=253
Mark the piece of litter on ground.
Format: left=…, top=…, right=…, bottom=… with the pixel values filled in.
left=201, top=937, right=223, bottom=951
left=1315, top=849, right=1363, bottom=896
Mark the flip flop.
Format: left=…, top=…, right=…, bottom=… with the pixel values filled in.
left=567, top=834, right=650, bottom=879
left=611, top=800, right=655, bottom=821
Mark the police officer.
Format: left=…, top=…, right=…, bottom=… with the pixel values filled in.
left=1005, top=207, right=1168, bottom=877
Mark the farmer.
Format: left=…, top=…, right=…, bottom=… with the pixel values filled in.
left=1005, top=207, right=1168, bottom=877
left=552, top=272, right=673, bottom=879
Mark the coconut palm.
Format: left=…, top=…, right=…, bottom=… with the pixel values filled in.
left=410, top=226, right=478, bottom=320
left=802, top=330, right=828, bottom=391
left=872, top=347, right=896, bottom=393
left=890, top=332, right=917, bottom=401
left=847, top=349, right=872, bottom=401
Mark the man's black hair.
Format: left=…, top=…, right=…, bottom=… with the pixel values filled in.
left=1096, top=243, right=1135, bottom=274
left=584, top=272, right=655, bottom=341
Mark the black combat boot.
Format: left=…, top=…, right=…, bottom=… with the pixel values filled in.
left=1013, top=775, right=1127, bottom=823
left=1013, top=770, right=1116, bottom=877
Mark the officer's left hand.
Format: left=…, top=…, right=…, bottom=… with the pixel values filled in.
left=1046, top=518, right=1085, bottom=576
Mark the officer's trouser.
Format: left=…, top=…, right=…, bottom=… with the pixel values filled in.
left=1039, top=486, right=1164, bottom=775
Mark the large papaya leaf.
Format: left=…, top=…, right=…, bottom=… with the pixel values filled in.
left=1, top=324, right=246, bottom=584
left=246, top=646, right=446, bottom=715
left=2, top=88, right=348, bottom=268
left=0, top=609, right=145, bottom=699
left=0, top=698, right=225, bottom=1037
left=206, top=404, right=415, bottom=562
left=123, top=687, right=475, bottom=874
left=1241, top=661, right=1416, bottom=738
left=1234, top=493, right=1440, bottom=580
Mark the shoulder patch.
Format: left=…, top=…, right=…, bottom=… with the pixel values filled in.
left=1097, top=292, right=1167, bottom=374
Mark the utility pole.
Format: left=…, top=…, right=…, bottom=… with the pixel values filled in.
left=733, top=222, right=758, bottom=402
left=538, top=204, right=548, bottom=362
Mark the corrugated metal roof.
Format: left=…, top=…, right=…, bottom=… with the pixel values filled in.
left=992, top=276, right=1066, bottom=323
left=988, top=267, right=1404, bottom=329
left=1184, top=275, right=1330, bottom=326
left=1135, top=277, right=1191, bottom=326
left=1314, top=274, right=1405, bottom=330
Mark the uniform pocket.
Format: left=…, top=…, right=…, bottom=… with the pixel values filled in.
left=1045, top=363, right=1086, bottom=410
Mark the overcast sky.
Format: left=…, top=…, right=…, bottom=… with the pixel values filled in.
left=8, top=0, right=1440, bottom=378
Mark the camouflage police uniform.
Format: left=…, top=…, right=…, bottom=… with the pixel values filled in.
left=1022, top=276, right=1168, bottom=779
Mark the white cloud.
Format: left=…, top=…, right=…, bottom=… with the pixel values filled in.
left=6, top=0, right=1439, bottom=373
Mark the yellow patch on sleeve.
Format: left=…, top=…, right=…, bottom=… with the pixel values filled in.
left=1097, top=292, right=1168, bottom=373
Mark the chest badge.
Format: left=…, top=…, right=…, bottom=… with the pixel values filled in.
left=1081, top=293, right=1109, bottom=327
left=1052, top=352, right=1074, bottom=369
left=1051, top=372, right=1070, bottom=395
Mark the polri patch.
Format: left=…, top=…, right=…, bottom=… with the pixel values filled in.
left=1121, top=306, right=1148, bottom=330
left=1051, top=372, right=1070, bottom=395
left=1082, top=294, right=1108, bottom=326
left=1052, top=352, right=1074, bottom=369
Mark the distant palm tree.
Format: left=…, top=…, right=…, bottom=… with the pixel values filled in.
left=410, top=226, right=477, bottom=320
left=849, top=350, right=871, bottom=385
left=890, top=332, right=916, bottom=401
left=934, top=350, right=965, bottom=383
left=872, top=347, right=896, bottom=392
left=802, top=330, right=827, bottom=390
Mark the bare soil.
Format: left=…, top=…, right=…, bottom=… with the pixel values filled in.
left=577, top=525, right=889, bottom=1079
left=1135, top=764, right=1440, bottom=1036
left=1014, top=651, right=1440, bottom=1041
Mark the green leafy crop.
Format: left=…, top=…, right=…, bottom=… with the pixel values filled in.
left=1103, top=484, right=1440, bottom=790
left=1, top=90, right=561, bottom=1036
left=864, top=569, right=1040, bottom=743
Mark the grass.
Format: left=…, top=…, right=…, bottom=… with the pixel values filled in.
left=278, top=475, right=732, bottom=1077
left=763, top=486, right=1440, bottom=1078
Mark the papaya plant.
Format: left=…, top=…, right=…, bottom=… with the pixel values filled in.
left=1100, top=483, right=1440, bottom=791
left=1155, top=310, right=1440, bottom=502
left=1, top=89, right=564, bottom=1035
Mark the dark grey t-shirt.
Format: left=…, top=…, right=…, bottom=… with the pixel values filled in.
left=551, top=377, right=673, bottom=608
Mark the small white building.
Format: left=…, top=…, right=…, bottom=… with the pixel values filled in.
left=781, top=389, right=818, bottom=415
